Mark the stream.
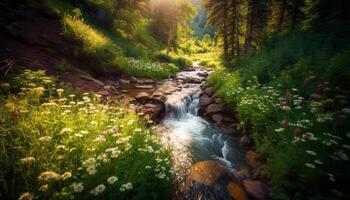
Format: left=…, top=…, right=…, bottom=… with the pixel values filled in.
left=158, top=63, right=245, bottom=199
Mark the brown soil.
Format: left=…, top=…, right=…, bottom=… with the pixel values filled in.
left=0, top=0, right=120, bottom=92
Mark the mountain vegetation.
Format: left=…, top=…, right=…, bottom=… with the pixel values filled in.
left=0, top=0, right=349, bottom=199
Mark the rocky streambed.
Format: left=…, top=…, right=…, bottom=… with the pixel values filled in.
left=63, top=62, right=271, bottom=200
left=131, top=63, right=270, bottom=200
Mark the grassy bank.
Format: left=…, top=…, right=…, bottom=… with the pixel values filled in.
left=208, top=31, right=350, bottom=199
left=39, top=0, right=192, bottom=80
left=0, top=70, right=174, bottom=200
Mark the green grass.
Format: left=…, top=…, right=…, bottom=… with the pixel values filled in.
left=0, top=70, right=174, bottom=200
left=123, top=58, right=178, bottom=79
left=207, top=29, right=350, bottom=198
left=208, top=67, right=350, bottom=199
left=156, top=53, right=192, bottom=70
left=62, top=15, right=178, bottom=79
left=62, top=15, right=122, bottom=61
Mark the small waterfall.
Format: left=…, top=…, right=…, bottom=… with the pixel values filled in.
left=162, top=93, right=244, bottom=172
left=164, top=95, right=193, bottom=119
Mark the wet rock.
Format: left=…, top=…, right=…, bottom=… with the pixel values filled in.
left=223, top=117, right=236, bottom=124
left=141, top=103, right=164, bottom=121
left=235, top=168, right=251, bottom=180
left=129, top=76, right=138, bottom=83
left=183, top=77, right=202, bottom=84
left=212, top=114, right=224, bottom=124
left=204, top=87, right=215, bottom=97
left=229, top=124, right=238, bottom=129
left=135, top=85, right=154, bottom=89
left=97, top=90, right=110, bottom=96
left=197, top=108, right=206, bottom=116
left=184, top=67, right=195, bottom=71
left=252, top=165, right=268, bottom=180
left=240, top=135, right=252, bottom=147
left=206, top=104, right=225, bottom=115
left=245, top=150, right=261, bottom=169
left=119, top=79, right=130, bottom=85
left=121, top=90, right=128, bottom=94
left=243, top=180, right=270, bottom=200
left=143, top=79, right=155, bottom=85
left=103, top=85, right=112, bottom=91
left=151, top=92, right=167, bottom=104
left=226, top=182, right=249, bottom=200
left=187, top=160, right=225, bottom=186
left=214, top=97, right=222, bottom=104
left=197, top=72, right=209, bottom=78
left=199, top=95, right=212, bottom=107
left=135, top=92, right=150, bottom=103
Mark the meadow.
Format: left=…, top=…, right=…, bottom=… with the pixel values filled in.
left=0, top=70, right=174, bottom=200
left=208, top=30, right=350, bottom=199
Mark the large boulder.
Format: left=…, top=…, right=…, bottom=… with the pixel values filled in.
left=135, top=92, right=150, bottom=103
left=199, top=95, right=212, bottom=107
left=240, top=135, right=252, bottom=147
left=180, top=160, right=248, bottom=200
left=183, top=77, right=202, bottom=84
left=212, top=114, right=224, bottom=124
left=187, top=160, right=226, bottom=186
left=204, top=87, right=215, bottom=97
left=97, top=90, right=110, bottom=97
left=226, top=182, right=249, bottom=200
left=197, top=72, right=209, bottom=78
left=151, top=92, right=167, bottom=104
left=206, top=104, right=225, bottom=115
left=141, top=103, right=164, bottom=121
left=245, top=150, right=261, bottom=169
left=243, top=180, right=270, bottom=200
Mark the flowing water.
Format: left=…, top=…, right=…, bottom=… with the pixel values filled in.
left=160, top=64, right=245, bottom=181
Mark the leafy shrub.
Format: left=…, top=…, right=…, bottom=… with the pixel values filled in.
left=124, top=58, right=178, bottom=79
left=327, top=51, right=350, bottom=89
left=62, top=15, right=122, bottom=61
left=0, top=70, right=174, bottom=200
left=156, top=53, right=192, bottom=70
left=209, top=69, right=350, bottom=199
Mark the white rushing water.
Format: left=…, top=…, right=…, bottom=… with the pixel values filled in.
left=160, top=66, right=244, bottom=176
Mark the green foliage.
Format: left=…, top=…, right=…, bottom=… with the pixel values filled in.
left=327, top=51, right=350, bottom=89
left=150, top=0, right=196, bottom=49
left=156, top=53, right=192, bottom=70
left=62, top=15, right=122, bottom=61
left=208, top=67, right=350, bottom=199
left=123, top=58, right=178, bottom=79
left=237, top=31, right=350, bottom=90
left=61, top=14, right=175, bottom=79
left=0, top=70, right=174, bottom=200
left=40, top=0, right=74, bottom=16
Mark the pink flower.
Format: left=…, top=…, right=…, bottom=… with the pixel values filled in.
left=284, top=90, right=290, bottom=102
left=281, top=120, right=289, bottom=127
left=294, top=128, right=302, bottom=137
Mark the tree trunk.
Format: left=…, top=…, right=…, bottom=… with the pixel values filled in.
left=223, top=1, right=229, bottom=59
left=166, top=20, right=173, bottom=54
left=234, top=0, right=240, bottom=61
left=245, top=0, right=254, bottom=55
left=277, top=0, right=287, bottom=32
left=291, top=0, right=300, bottom=30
